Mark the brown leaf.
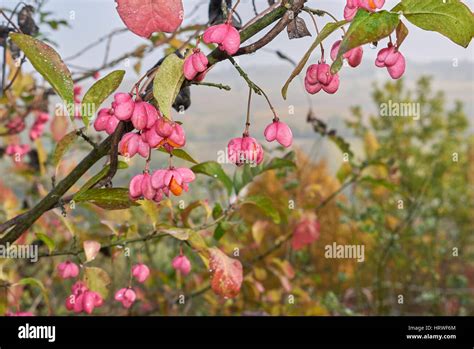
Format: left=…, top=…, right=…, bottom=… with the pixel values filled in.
left=395, top=21, right=409, bottom=47
left=287, top=16, right=311, bottom=40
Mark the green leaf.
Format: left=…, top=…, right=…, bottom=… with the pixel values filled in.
left=242, top=195, right=281, bottom=224
left=336, top=162, right=353, bottom=183
left=398, top=0, right=474, bottom=48
left=264, top=158, right=297, bottom=171
left=191, top=161, right=233, bottom=195
left=162, top=228, right=191, bottom=241
left=9, top=33, right=74, bottom=114
left=52, top=129, right=79, bottom=174
left=82, top=70, right=125, bottom=127
left=213, top=222, right=226, bottom=241
left=74, top=161, right=128, bottom=199
left=212, top=203, right=223, bottom=220
left=331, top=10, right=400, bottom=74
left=233, top=169, right=245, bottom=194
left=74, top=188, right=140, bottom=210
left=233, top=157, right=296, bottom=194
left=84, top=267, right=111, bottom=299
left=153, top=54, right=185, bottom=119
left=282, top=20, right=348, bottom=99
left=36, top=233, right=55, bottom=253
left=157, top=148, right=198, bottom=164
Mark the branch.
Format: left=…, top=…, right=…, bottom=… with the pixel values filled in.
left=235, top=4, right=294, bottom=55
left=0, top=135, right=113, bottom=244
left=96, top=121, right=126, bottom=187
left=0, top=0, right=306, bottom=245
left=192, top=81, right=231, bottom=91
left=37, top=230, right=166, bottom=259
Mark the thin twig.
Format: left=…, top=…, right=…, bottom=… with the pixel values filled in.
left=192, top=81, right=231, bottom=91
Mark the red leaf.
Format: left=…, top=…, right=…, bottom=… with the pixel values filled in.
left=209, top=247, right=243, bottom=299
left=291, top=215, right=320, bottom=250
left=115, top=0, right=184, bottom=38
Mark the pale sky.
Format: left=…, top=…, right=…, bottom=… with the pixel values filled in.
left=3, top=0, right=473, bottom=76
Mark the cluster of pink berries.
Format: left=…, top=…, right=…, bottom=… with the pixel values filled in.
left=184, top=22, right=294, bottom=166
left=129, top=167, right=195, bottom=202
left=183, top=21, right=240, bottom=82
left=227, top=118, right=294, bottom=166
left=93, top=93, right=195, bottom=203
left=57, top=257, right=191, bottom=312
left=57, top=260, right=103, bottom=314
left=5, top=144, right=30, bottom=162
left=114, top=263, right=150, bottom=309
left=4, top=112, right=49, bottom=163
left=65, top=281, right=104, bottom=314
left=305, top=1, right=405, bottom=96
left=6, top=116, right=25, bottom=134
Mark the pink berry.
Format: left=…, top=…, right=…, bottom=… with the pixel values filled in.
left=304, top=62, right=340, bottom=95
left=94, top=108, right=112, bottom=132
left=264, top=120, right=293, bottom=148
left=6, top=117, right=26, bottom=133
left=151, top=167, right=195, bottom=197
left=375, top=44, right=406, bottom=79
left=106, top=115, right=120, bottom=135
left=113, top=93, right=135, bottom=121
left=5, top=144, right=30, bottom=162
left=330, top=40, right=363, bottom=68
left=29, top=112, right=50, bottom=141
left=119, top=132, right=149, bottom=158
left=183, top=50, right=209, bottom=81
left=344, top=0, right=385, bottom=21
left=132, top=263, right=150, bottom=283
left=203, top=23, right=241, bottom=55
left=115, top=287, right=137, bottom=309
left=74, top=86, right=82, bottom=104
left=358, top=0, right=385, bottom=11
left=154, top=119, right=186, bottom=151
left=129, top=173, right=145, bottom=200
left=144, top=127, right=164, bottom=148
left=131, top=101, right=159, bottom=130
left=227, top=136, right=264, bottom=166
left=172, top=254, right=191, bottom=275
left=57, top=260, right=80, bottom=279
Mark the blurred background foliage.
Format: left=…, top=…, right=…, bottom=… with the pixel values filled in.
left=1, top=75, right=472, bottom=316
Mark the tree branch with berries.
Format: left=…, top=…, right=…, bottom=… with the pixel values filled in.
left=0, top=0, right=472, bottom=314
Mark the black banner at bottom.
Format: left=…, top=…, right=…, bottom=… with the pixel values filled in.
left=0, top=316, right=472, bottom=347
